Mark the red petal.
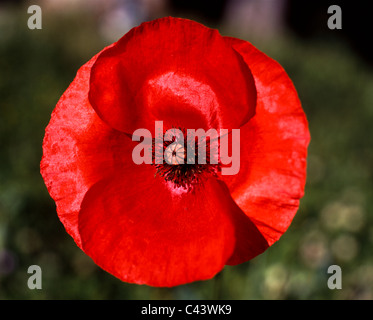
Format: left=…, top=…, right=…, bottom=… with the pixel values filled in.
left=78, top=175, right=239, bottom=287
left=215, top=181, right=269, bottom=266
left=40, top=46, right=131, bottom=248
left=222, top=37, right=310, bottom=248
left=88, top=17, right=257, bottom=134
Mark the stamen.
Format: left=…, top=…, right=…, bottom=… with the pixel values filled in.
left=152, top=127, right=220, bottom=191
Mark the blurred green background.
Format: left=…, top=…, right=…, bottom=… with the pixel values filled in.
left=1, top=0, right=372, bottom=299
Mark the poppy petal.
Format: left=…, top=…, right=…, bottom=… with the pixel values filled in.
left=88, top=17, right=257, bottom=135
left=40, top=47, right=131, bottom=248
left=222, top=37, right=310, bottom=248
left=78, top=175, right=239, bottom=287
left=215, top=181, right=269, bottom=266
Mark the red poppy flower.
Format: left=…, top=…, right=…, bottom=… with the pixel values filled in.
left=40, top=17, right=310, bottom=287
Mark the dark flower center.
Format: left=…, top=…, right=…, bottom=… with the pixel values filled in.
left=152, top=128, right=220, bottom=191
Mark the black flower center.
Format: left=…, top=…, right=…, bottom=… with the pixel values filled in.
left=152, top=128, right=220, bottom=190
